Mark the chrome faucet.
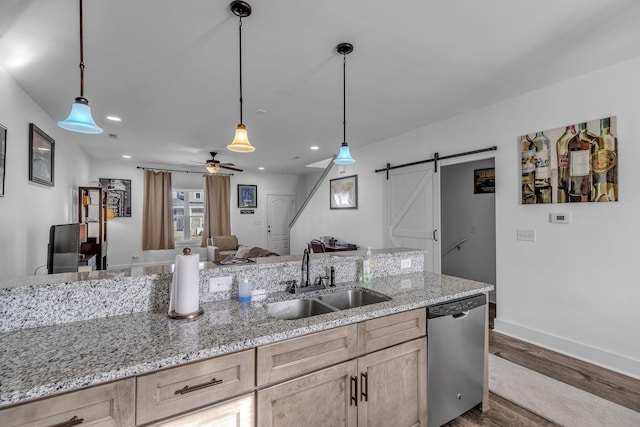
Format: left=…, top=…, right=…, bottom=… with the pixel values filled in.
left=301, top=248, right=310, bottom=287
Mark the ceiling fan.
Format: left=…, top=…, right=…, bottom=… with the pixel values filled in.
left=194, top=152, right=243, bottom=174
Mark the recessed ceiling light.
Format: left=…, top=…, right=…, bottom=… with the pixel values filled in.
left=122, top=155, right=131, bottom=159
left=106, top=115, right=122, bottom=122
left=310, top=146, right=319, bottom=150
left=258, top=167, right=265, bottom=170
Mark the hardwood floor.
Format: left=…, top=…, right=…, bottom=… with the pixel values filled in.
left=443, top=303, right=640, bottom=426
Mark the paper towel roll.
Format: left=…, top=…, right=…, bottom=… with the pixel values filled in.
left=207, top=245, right=216, bottom=262
left=169, top=253, right=200, bottom=315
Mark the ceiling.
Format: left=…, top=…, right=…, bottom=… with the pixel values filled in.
left=2, top=0, right=640, bottom=175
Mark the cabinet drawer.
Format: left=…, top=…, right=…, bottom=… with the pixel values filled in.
left=0, top=378, right=135, bottom=427
left=257, top=324, right=357, bottom=387
left=357, top=308, right=426, bottom=355
left=136, top=349, right=254, bottom=425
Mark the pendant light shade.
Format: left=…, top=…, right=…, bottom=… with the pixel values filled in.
left=227, top=1, right=255, bottom=153
left=334, top=43, right=355, bottom=165
left=58, top=0, right=103, bottom=134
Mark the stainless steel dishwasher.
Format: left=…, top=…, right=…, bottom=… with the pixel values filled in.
left=427, top=294, right=486, bottom=427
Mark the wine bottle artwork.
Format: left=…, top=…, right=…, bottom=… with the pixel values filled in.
left=519, top=117, right=618, bottom=205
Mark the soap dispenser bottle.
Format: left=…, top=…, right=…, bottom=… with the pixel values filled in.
left=363, top=247, right=372, bottom=283
left=239, top=277, right=252, bottom=304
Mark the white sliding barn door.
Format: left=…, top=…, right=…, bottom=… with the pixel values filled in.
left=387, top=164, right=441, bottom=273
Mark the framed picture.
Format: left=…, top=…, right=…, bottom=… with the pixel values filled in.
left=520, top=116, right=618, bottom=204
left=29, top=123, right=55, bottom=187
left=238, top=184, right=257, bottom=208
left=330, top=174, right=358, bottom=209
left=0, top=123, right=6, bottom=196
left=99, top=178, right=132, bottom=217
left=474, top=168, right=495, bottom=194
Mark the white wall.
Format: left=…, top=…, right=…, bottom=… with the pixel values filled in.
left=441, top=158, right=496, bottom=300
left=293, top=56, right=640, bottom=378
left=0, top=66, right=90, bottom=278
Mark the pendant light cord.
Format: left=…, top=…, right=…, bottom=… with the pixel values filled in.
left=78, top=0, right=85, bottom=98
left=238, top=16, right=243, bottom=124
left=342, top=53, right=347, bottom=144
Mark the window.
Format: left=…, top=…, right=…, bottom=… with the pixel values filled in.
left=172, top=190, right=204, bottom=242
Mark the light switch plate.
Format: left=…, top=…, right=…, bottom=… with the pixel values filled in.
left=516, top=229, right=536, bottom=242
left=401, top=258, right=412, bottom=269
left=209, top=276, right=233, bottom=292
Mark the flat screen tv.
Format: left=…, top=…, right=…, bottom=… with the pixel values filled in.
left=47, top=223, right=80, bottom=274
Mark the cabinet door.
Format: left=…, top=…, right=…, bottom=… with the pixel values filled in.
left=357, top=338, right=426, bottom=427
left=0, top=378, right=135, bottom=427
left=137, top=349, right=254, bottom=425
left=257, top=360, right=358, bottom=427
left=148, top=394, right=254, bottom=427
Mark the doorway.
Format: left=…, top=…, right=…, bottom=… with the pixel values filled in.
left=440, top=158, right=496, bottom=303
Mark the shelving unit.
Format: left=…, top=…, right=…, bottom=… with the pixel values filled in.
left=78, top=186, right=107, bottom=270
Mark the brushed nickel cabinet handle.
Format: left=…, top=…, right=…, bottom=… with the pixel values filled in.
left=175, top=378, right=223, bottom=395
left=350, top=375, right=358, bottom=406
left=360, top=372, right=368, bottom=402
left=49, top=415, right=84, bottom=427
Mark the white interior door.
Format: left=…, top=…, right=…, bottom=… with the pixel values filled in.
left=388, top=164, right=441, bottom=273
left=267, top=194, right=294, bottom=255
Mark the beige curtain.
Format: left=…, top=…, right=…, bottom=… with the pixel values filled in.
left=201, top=175, right=231, bottom=247
left=142, top=170, right=175, bottom=250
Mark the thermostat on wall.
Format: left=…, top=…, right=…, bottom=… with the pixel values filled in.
left=550, top=213, right=571, bottom=224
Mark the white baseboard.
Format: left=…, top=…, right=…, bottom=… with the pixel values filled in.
left=494, top=318, right=640, bottom=380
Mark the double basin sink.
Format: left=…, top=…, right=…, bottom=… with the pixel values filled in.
left=266, top=288, right=391, bottom=320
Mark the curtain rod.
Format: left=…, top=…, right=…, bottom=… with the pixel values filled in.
left=136, top=166, right=234, bottom=176
left=374, top=146, right=497, bottom=179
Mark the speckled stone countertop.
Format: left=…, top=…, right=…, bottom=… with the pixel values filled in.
left=0, top=270, right=492, bottom=408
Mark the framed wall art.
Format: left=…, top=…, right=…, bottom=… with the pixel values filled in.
left=99, top=178, right=132, bottom=217
left=238, top=184, right=257, bottom=208
left=474, top=168, right=495, bottom=194
left=29, top=123, right=55, bottom=187
left=330, top=174, right=358, bottom=209
left=0, top=123, right=6, bottom=196
left=520, top=116, right=618, bottom=204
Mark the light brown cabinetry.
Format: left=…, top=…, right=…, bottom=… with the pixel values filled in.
left=0, top=378, right=135, bottom=426
left=136, top=349, right=254, bottom=425
left=257, top=310, right=427, bottom=427
left=146, top=394, right=254, bottom=427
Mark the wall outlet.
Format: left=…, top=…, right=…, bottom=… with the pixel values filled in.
left=401, top=258, right=412, bottom=269
left=209, top=276, right=233, bottom=292
left=516, top=229, right=536, bottom=242
left=131, top=253, right=139, bottom=259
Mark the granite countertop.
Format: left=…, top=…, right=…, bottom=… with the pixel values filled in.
left=0, top=271, right=493, bottom=408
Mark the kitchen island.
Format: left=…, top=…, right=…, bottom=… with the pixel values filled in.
left=0, top=249, right=493, bottom=426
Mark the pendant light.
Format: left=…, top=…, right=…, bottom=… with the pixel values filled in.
left=227, top=1, right=255, bottom=153
left=58, top=0, right=103, bottom=134
left=334, top=42, right=355, bottom=165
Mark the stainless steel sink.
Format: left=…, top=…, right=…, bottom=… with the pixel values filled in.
left=266, top=298, right=336, bottom=320
left=316, top=288, right=391, bottom=310
left=266, top=288, right=391, bottom=320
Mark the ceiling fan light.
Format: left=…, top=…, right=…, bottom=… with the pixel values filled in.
left=206, top=163, right=220, bottom=174
left=58, top=97, right=103, bottom=134
left=334, top=142, right=356, bottom=165
left=227, top=123, right=255, bottom=153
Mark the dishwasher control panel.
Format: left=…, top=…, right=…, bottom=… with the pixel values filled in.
left=426, top=294, right=486, bottom=319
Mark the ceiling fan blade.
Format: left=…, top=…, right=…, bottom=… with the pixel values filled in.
left=189, top=160, right=206, bottom=165
left=220, top=164, right=243, bottom=172
left=220, top=162, right=237, bottom=167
